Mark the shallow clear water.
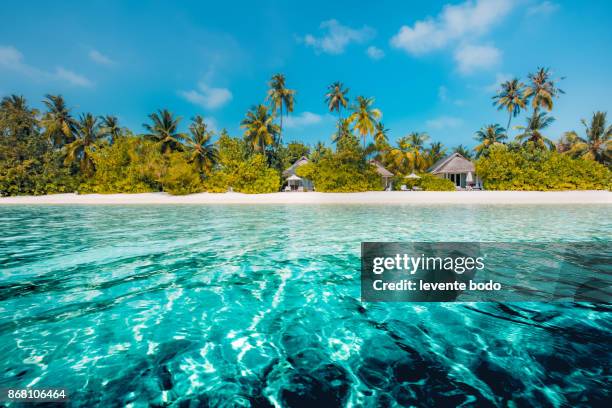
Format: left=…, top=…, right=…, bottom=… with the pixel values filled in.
left=0, top=205, right=610, bottom=407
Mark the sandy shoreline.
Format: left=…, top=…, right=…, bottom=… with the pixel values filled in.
left=0, top=191, right=610, bottom=205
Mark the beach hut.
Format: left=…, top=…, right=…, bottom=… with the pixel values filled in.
left=369, top=160, right=394, bottom=190
left=282, top=156, right=313, bottom=191
left=428, top=152, right=481, bottom=189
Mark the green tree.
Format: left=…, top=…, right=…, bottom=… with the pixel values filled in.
left=474, top=124, right=507, bottom=158
left=493, top=78, right=527, bottom=133
left=310, top=141, right=331, bottom=163
left=64, top=113, right=104, bottom=175
left=266, top=73, right=295, bottom=144
left=143, top=109, right=186, bottom=153
left=453, top=144, right=473, bottom=159
left=427, top=141, right=446, bottom=166
left=400, top=132, right=430, bottom=172
left=41, top=94, right=77, bottom=147
left=524, top=67, right=564, bottom=115
left=373, top=122, right=389, bottom=145
left=515, top=112, right=556, bottom=150
left=560, top=111, right=611, bottom=165
left=241, top=105, right=279, bottom=159
left=100, top=115, right=122, bottom=144
left=186, top=115, right=219, bottom=176
left=325, top=81, right=349, bottom=125
left=348, top=96, right=381, bottom=148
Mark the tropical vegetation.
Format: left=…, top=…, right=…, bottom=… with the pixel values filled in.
left=1, top=68, right=610, bottom=196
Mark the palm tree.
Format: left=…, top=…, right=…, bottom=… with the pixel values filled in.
left=64, top=113, right=103, bottom=174
left=186, top=115, right=219, bottom=176
left=524, top=67, right=564, bottom=115
left=325, top=82, right=349, bottom=125
left=515, top=112, right=556, bottom=150
left=348, top=96, right=382, bottom=148
left=560, top=111, right=611, bottom=164
left=474, top=124, right=507, bottom=157
left=310, top=141, right=331, bottom=163
left=143, top=109, right=186, bottom=153
left=241, top=104, right=280, bottom=157
left=427, top=141, right=446, bottom=166
left=401, top=132, right=430, bottom=172
left=453, top=144, right=473, bottom=159
left=0, top=95, right=39, bottom=140
left=373, top=122, right=389, bottom=145
left=41, top=94, right=77, bottom=147
left=493, top=78, right=527, bottom=132
left=266, top=73, right=295, bottom=144
left=332, top=118, right=352, bottom=144
left=100, top=115, right=121, bottom=144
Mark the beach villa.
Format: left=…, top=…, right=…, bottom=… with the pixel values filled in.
left=282, top=156, right=313, bottom=191
left=428, top=152, right=481, bottom=190
left=369, top=160, right=394, bottom=190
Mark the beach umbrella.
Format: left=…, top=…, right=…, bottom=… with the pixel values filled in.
left=405, top=172, right=421, bottom=179
left=287, top=174, right=302, bottom=181
left=466, top=172, right=473, bottom=183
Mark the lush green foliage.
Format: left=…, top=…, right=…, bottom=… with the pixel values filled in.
left=391, top=173, right=456, bottom=191
left=297, top=135, right=382, bottom=192
left=476, top=144, right=611, bottom=190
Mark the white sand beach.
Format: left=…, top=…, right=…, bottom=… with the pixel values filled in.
left=0, top=191, right=610, bottom=205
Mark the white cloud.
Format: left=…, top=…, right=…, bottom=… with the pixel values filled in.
left=438, top=85, right=449, bottom=101
left=180, top=82, right=233, bottom=110
left=0, top=45, right=93, bottom=87
left=426, top=116, right=464, bottom=130
left=366, top=46, right=385, bottom=60
left=390, top=0, right=514, bottom=55
left=0, top=45, right=24, bottom=67
left=89, top=49, right=115, bottom=66
left=526, top=1, right=559, bottom=16
left=303, top=19, right=375, bottom=54
left=54, top=67, right=93, bottom=87
left=284, top=112, right=334, bottom=129
left=454, top=44, right=501, bottom=74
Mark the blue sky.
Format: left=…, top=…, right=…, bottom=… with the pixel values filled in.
left=1, top=0, right=611, bottom=149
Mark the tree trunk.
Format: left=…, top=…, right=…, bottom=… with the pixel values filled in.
left=279, top=104, right=283, bottom=145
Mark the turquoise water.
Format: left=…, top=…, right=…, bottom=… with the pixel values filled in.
left=0, top=205, right=611, bottom=407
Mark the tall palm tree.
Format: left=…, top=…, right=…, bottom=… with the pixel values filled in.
left=266, top=73, right=295, bottom=144
left=427, top=141, right=446, bottom=166
left=241, top=104, right=280, bottom=157
left=493, top=78, right=527, bottom=132
left=186, top=115, right=219, bottom=176
left=100, top=115, right=121, bottom=144
left=64, top=113, right=103, bottom=175
left=453, top=144, right=473, bottom=159
left=515, top=112, right=556, bottom=150
left=348, top=96, right=381, bottom=148
left=373, top=122, right=389, bottom=145
left=41, top=94, right=77, bottom=147
left=332, top=118, right=352, bottom=144
left=325, top=82, right=349, bottom=125
left=474, top=124, right=507, bottom=158
left=400, top=132, right=430, bottom=172
left=524, top=67, right=564, bottom=115
left=143, top=109, right=186, bottom=153
left=560, top=111, right=611, bottom=164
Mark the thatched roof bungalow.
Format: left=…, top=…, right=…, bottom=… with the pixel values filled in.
left=282, top=156, right=313, bottom=191
left=428, top=152, right=481, bottom=189
left=369, top=160, right=394, bottom=190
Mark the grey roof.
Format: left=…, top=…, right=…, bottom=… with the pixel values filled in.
left=282, top=156, right=310, bottom=177
left=428, top=152, right=475, bottom=174
left=369, top=160, right=394, bottom=177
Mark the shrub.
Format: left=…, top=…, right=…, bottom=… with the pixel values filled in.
left=297, top=136, right=383, bottom=192
left=205, top=154, right=280, bottom=194
left=476, top=145, right=611, bottom=190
